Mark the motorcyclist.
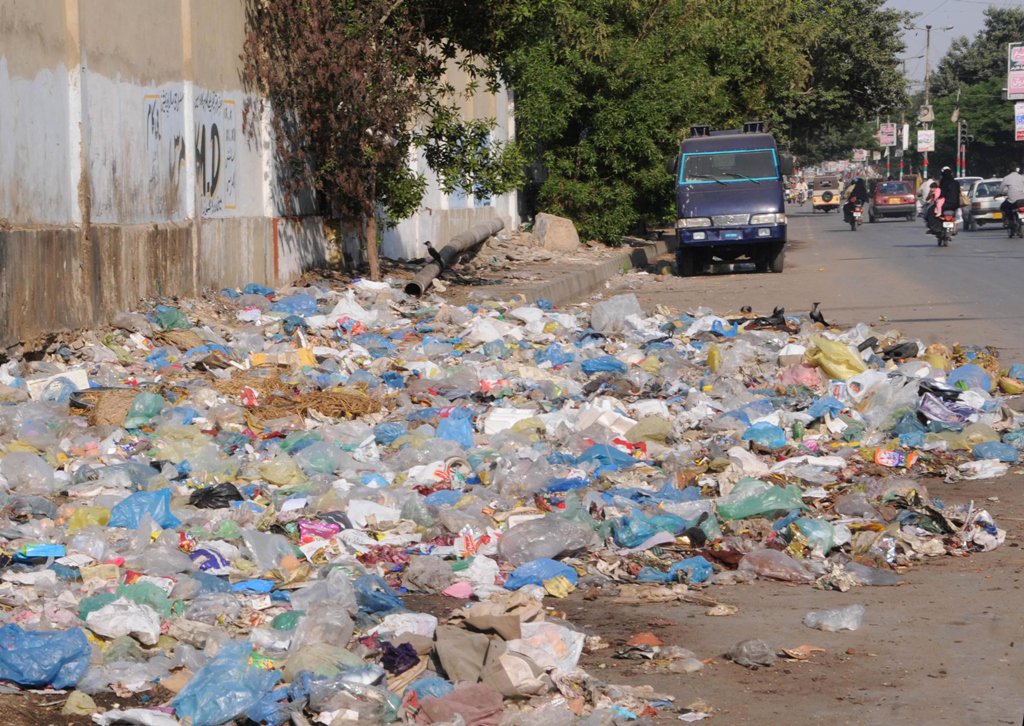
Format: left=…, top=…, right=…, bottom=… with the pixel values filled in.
left=843, top=177, right=868, bottom=223
left=795, top=178, right=808, bottom=204
left=999, top=167, right=1024, bottom=227
left=930, top=166, right=960, bottom=235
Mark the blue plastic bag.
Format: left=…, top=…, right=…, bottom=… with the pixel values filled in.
left=741, top=422, right=787, bottom=450
left=637, top=556, right=713, bottom=584
left=406, top=676, right=454, bottom=701
left=243, top=283, right=275, bottom=296
left=576, top=444, right=637, bottom=469
left=972, top=441, right=1019, bottom=463
left=354, top=575, right=404, bottom=614
left=173, top=642, right=280, bottom=726
left=374, top=422, right=407, bottom=446
left=581, top=355, right=628, bottom=375
left=271, top=294, right=318, bottom=316
left=544, top=477, right=589, bottom=494
left=352, top=333, right=397, bottom=358
left=108, top=489, right=181, bottom=529
left=504, top=558, right=578, bottom=590
left=437, top=408, right=474, bottom=449
left=0, top=625, right=91, bottom=689
left=947, top=364, right=992, bottom=392
left=808, top=395, right=844, bottom=420
left=535, top=343, right=574, bottom=368
left=244, top=671, right=318, bottom=726
left=612, top=514, right=658, bottom=548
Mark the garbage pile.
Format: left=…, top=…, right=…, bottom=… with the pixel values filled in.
left=0, top=281, right=1016, bottom=724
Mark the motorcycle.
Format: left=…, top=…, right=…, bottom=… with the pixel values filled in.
left=937, top=211, right=955, bottom=247
left=1008, top=203, right=1024, bottom=239
left=796, top=189, right=807, bottom=206
left=849, top=204, right=863, bottom=232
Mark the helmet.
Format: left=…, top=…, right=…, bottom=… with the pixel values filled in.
left=941, top=166, right=951, bottom=173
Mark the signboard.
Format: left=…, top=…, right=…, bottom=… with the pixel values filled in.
left=901, top=123, right=910, bottom=151
left=1015, top=101, right=1024, bottom=141
left=852, top=148, right=867, bottom=162
left=1009, top=43, right=1024, bottom=100
left=917, top=129, right=935, bottom=153
left=871, top=150, right=881, bottom=161
left=879, top=123, right=897, bottom=146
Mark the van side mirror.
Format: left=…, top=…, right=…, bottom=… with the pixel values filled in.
left=666, top=156, right=679, bottom=176
left=779, top=154, right=795, bottom=177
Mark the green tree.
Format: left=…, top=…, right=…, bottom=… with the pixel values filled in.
left=241, top=0, right=523, bottom=279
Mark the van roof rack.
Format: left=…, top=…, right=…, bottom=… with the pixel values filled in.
left=743, top=121, right=765, bottom=134
left=689, top=125, right=711, bottom=138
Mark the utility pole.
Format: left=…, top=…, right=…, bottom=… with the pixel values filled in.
left=924, top=24, right=932, bottom=179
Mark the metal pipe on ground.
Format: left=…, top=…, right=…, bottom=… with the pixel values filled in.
left=404, top=218, right=505, bottom=297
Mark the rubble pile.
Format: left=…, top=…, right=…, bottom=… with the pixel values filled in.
left=0, top=280, right=1015, bottom=724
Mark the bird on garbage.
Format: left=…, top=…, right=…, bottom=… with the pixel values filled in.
left=809, top=302, right=828, bottom=326
left=680, top=512, right=710, bottom=548
left=771, top=305, right=785, bottom=319
left=424, top=240, right=444, bottom=269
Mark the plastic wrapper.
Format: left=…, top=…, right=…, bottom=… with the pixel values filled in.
left=504, top=558, right=578, bottom=590
left=716, top=478, right=806, bottom=521
left=804, top=336, right=866, bottom=380
left=738, top=548, right=815, bottom=583
left=498, top=515, right=597, bottom=566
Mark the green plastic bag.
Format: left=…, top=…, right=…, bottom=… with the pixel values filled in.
left=123, top=392, right=166, bottom=429
left=717, top=477, right=806, bottom=521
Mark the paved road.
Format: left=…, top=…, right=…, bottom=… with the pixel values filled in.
left=627, top=205, right=1024, bottom=361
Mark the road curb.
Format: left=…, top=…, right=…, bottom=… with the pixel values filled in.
left=517, top=235, right=676, bottom=307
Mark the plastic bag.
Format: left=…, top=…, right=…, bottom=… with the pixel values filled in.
left=406, top=676, right=454, bottom=701
left=972, top=441, right=1019, bottom=463
left=581, top=356, right=627, bottom=375
left=436, top=407, right=474, bottom=449
left=1, top=451, right=56, bottom=493
left=947, top=363, right=992, bottom=392
left=67, top=506, right=111, bottom=533
left=611, top=514, right=658, bottom=548
left=504, top=558, right=578, bottom=590
left=108, top=489, right=180, bottom=529
left=636, top=555, right=713, bottom=584
left=716, top=478, right=806, bottom=521
left=123, top=392, right=167, bottom=429
left=85, top=598, right=161, bottom=646
left=803, top=604, right=865, bottom=632
left=354, top=575, right=404, bottom=614
left=154, top=305, right=191, bottom=331
left=270, top=294, right=318, bottom=316
left=591, top=294, right=643, bottom=334
left=498, top=516, right=596, bottom=566
left=741, top=422, right=786, bottom=450
left=0, top=625, right=91, bottom=688
left=188, top=483, right=244, bottom=509
left=727, top=639, right=776, bottom=669
left=535, top=344, right=575, bottom=368
left=172, top=642, right=280, bottom=726
left=804, top=336, right=866, bottom=380
left=373, top=422, right=407, bottom=446
left=794, top=518, right=835, bottom=554
left=737, top=548, right=815, bottom=583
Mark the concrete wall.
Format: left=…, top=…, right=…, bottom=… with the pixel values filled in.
left=0, top=0, right=516, bottom=348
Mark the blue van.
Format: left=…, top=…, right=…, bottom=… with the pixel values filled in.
left=673, top=123, right=792, bottom=276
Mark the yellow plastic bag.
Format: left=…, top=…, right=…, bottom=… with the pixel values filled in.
left=804, top=336, right=866, bottom=380
left=66, top=506, right=110, bottom=534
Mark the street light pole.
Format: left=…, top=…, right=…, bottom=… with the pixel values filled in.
left=924, top=24, right=932, bottom=178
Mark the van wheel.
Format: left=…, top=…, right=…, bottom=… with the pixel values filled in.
left=676, top=250, right=696, bottom=277
left=767, top=243, right=785, bottom=273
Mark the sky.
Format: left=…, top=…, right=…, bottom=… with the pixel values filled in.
left=889, top=0, right=1000, bottom=90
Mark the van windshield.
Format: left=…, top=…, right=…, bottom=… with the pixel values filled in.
left=681, top=149, right=778, bottom=184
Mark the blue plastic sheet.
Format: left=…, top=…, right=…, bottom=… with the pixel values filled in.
left=437, top=407, right=474, bottom=449
left=710, top=319, right=739, bottom=337
left=271, top=294, right=318, bottom=316
left=352, top=333, right=398, bottom=358
left=612, top=514, right=658, bottom=548
left=354, top=575, right=404, bottom=614
left=636, top=556, right=713, bottom=584
left=544, top=477, right=589, bottom=494
left=108, top=489, right=181, bottom=529
left=244, top=672, right=318, bottom=726
left=424, top=489, right=463, bottom=507
left=172, top=642, right=281, bottom=726
left=0, top=625, right=91, bottom=689
left=576, top=444, right=637, bottom=469
left=243, top=283, right=275, bottom=296
left=374, top=423, right=407, bottom=445
left=381, top=371, right=406, bottom=389
left=581, top=356, right=628, bottom=375
left=504, top=558, right=578, bottom=590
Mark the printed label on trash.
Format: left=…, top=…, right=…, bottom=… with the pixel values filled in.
left=123, top=571, right=176, bottom=595
left=247, top=594, right=273, bottom=611
left=873, top=449, right=919, bottom=468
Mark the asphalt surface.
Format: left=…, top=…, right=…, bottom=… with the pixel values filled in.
left=626, top=204, right=1024, bottom=362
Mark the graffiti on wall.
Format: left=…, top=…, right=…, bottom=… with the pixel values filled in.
left=194, top=90, right=237, bottom=217
left=143, top=89, right=186, bottom=214
left=143, top=88, right=237, bottom=218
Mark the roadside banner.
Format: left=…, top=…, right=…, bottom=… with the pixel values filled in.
left=1009, top=43, right=1024, bottom=100
left=1015, top=101, right=1024, bottom=141
left=901, top=123, right=910, bottom=150
left=917, top=130, right=935, bottom=153
left=879, top=123, right=897, bottom=146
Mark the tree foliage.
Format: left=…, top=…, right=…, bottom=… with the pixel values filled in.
left=241, top=0, right=523, bottom=278
left=927, top=8, right=1024, bottom=176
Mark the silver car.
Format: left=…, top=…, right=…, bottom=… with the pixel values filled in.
left=965, top=178, right=1006, bottom=231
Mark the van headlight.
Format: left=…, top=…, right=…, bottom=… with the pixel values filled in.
left=750, top=213, right=786, bottom=225
left=676, top=217, right=712, bottom=229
